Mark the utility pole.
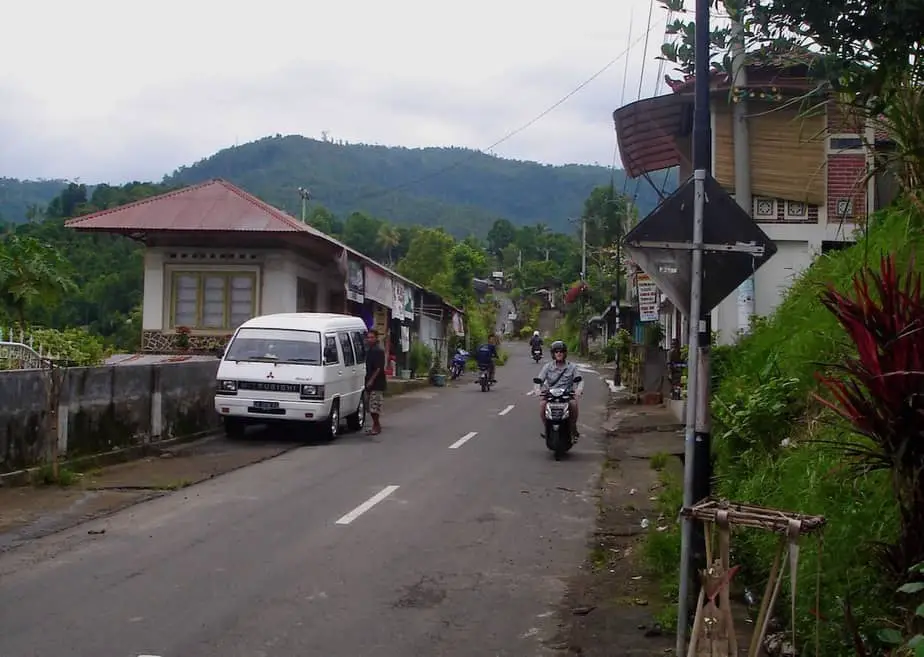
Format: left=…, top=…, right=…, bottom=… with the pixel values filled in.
left=676, top=0, right=712, bottom=653
left=298, top=187, right=311, bottom=222
left=731, top=8, right=755, bottom=335
left=580, top=216, right=587, bottom=281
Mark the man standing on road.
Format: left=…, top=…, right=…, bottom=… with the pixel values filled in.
left=365, top=329, right=386, bottom=435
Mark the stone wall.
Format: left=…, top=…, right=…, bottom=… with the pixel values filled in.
left=0, top=361, right=220, bottom=473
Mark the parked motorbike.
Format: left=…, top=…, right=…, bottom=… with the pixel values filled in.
left=478, top=363, right=493, bottom=392
left=533, top=375, right=583, bottom=460
left=450, top=348, right=469, bottom=380
left=531, top=346, right=542, bottom=363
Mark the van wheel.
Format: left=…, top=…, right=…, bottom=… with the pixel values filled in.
left=223, top=417, right=246, bottom=440
left=322, top=400, right=341, bottom=441
left=346, top=395, right=365, bottom=432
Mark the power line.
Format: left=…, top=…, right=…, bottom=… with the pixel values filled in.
left=332, top=21, right=666, bottom=209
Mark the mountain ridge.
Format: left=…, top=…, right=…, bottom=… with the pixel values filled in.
left=2, top=135, right=676, bottom=235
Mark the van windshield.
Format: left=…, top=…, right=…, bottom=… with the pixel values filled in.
left=224, top=328, right=322, bottom=364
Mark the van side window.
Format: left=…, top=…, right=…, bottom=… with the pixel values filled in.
left=338, top=332, right=355, bottom=366
left=351, top=331, right=367, bottom=364
left=323, top=335, right=339, bottom=365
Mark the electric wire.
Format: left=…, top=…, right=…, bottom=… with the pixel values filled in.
left=330, top=20, right=665, bottom=209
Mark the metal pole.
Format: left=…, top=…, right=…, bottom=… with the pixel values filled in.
left=730, top=12, right=754, bottom=334
left=581, top=216, right=587, bottom=281
left=676, top=0, right=712, bottom=651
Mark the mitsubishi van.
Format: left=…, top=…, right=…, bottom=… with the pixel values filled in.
left=214, top=313, right=370, bottom=440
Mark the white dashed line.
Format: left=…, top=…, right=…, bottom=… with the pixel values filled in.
left=449, top=431, right=478, bottom=449
left=335, top=485, right=400, bottom=525
left=498, top=404, right=515, bottom=416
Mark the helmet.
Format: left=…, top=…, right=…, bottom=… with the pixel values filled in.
left=533, top=330, right=539, bottom=337
left=550, top=340, right=567, bottom=355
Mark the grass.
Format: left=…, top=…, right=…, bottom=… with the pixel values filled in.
left=642, top=203, right=924, bottom=655
left=32, top=464, right=79, bottom=487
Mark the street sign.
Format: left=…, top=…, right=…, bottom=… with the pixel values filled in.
left=623, top=173, right=778, bottom=317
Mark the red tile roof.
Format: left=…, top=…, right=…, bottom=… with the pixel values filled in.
left=65, top=179, right=324, bottom=235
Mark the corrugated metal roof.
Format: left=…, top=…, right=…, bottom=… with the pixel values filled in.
left=65, top=179, right=324, bottom=235
left=66, top=178, right=465, bottom=314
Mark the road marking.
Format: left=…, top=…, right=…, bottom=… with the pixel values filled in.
left=449, top=431, right=478, bottom=449
left=335, top=485, right=400, bottom=525
left=498, top=404, right=515, bottom=416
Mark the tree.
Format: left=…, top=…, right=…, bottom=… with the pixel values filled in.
left=581, top=185, right=629, bottom=249
left=445, top=242, right=487, bottom=305
left=0, top=234, right=77, bottom=327
left=396, top=228, right=454, bottom=289
left=487, top=218, right=517, bottom=256
left=342, top=212, right=383, bottom=258
left=376, top=224, right=401, bottom=264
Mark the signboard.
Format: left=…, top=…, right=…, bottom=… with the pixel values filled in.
left=346, top=258, right=364, bottom=303
left=364, top=265, right=393, bottom=309
left=622, top=174, right=777, bottom=317
left=636, top=272, right=659, bottom=322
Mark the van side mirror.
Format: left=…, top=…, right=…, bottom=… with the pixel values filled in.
left=573, top=375, right=583, bottom=383
left=532, top=377, right=543, bottom=384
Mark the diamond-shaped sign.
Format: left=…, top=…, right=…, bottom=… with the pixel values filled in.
left=623, top=173, right=778, bottom=317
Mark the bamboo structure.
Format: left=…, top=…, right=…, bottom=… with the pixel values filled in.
left=680, top=498, right=826, bottom=657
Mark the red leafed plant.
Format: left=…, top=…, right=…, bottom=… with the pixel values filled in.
left=814, top=254, right=924, bottom=576
left=564, top=282, right=588, bottom=305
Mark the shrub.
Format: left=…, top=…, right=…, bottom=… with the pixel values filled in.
left=647, top=202, right=924, bottom=653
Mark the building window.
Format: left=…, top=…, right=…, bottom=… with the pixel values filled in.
left=827, top=134, right=866, bottom=153
left=835, top=198, right=854, bottom=217
left=785, top=201, right=808, bottom=221
left=754, top=197, right=776, bottom=219
left=171, top=271, right=257, bottom=330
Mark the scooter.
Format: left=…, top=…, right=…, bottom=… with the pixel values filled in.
left=450, top=348, right=469, bottom=380
left=531, top=346, right=543, bottom=363
left=533, top=375, right=583, bottom=460
left=478, top=363, right=493, bottom=392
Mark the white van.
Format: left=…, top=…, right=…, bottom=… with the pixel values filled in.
left=214, top=313, right=370, bottom=440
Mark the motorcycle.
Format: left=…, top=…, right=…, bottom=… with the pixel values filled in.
left=531, top=346, right=543, bottom=363
left=450, top=348, right=469, bottom=380
left=478, top=363, right=493, bottom=392
left=533, top=375, right=583, bottom=460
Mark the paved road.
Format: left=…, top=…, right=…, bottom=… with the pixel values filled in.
left=0, top=342, right=609, bottom=657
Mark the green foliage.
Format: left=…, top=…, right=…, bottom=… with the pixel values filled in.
left=648, top=203, right=924, bottom=654
left=27, top=327, right=108, bottom=366
left=165, top=135, right=670, bottom=237
left=407, top=340, right=434, bottom=376
left=0, top=178, right=65, bottom=224
left=0, top=233, right=77, bottom=326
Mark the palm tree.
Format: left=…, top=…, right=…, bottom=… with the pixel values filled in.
left=0, top=234, right=77, bottom=328
left=376, top=224, right=401, bottom=265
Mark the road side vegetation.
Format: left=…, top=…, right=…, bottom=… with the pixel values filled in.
left=644, top=202, right=924, bottom=654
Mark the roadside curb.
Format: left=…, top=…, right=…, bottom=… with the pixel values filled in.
left=0, top=430, right=216, bottom=488
left=1, top=381, right=439, bottom=488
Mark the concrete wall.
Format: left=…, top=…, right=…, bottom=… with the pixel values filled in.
left=0, top=360, right=220, bottom=473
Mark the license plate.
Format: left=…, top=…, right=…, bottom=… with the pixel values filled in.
left=252, top=401, right=279, bottom=410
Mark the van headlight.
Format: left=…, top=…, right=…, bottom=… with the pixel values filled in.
left=217, top=380, right=237, bottom=394
left=300, top=384, right=324, bottom=400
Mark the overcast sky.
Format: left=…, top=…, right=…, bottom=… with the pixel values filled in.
left=1, top=0, right=675, bottom=184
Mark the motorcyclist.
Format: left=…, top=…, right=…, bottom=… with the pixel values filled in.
left=529, top=330, right=543, bottom=352
left=474, top=334, right=499, bottom=383
left=535, top=340, right=582, bottom=438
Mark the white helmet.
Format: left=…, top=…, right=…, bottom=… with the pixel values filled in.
left=533, top=330, right=540, bottom=337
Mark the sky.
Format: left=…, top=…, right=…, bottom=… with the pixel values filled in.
left=0, top=0, right=675, bottom=184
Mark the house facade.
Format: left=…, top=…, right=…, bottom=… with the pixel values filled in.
left=66, top=180, right=464, bottom=369
left=613, top=63, right=883, bottom=345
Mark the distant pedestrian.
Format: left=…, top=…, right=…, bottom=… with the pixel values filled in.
left=365, top=329, right=386, bottom=435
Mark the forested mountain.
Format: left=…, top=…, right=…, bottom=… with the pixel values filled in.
left=0, top=178, right=68, bottom=224
left=3, top=136, right=676, bottom=235
left=165, top=135, right=675, bottom=236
